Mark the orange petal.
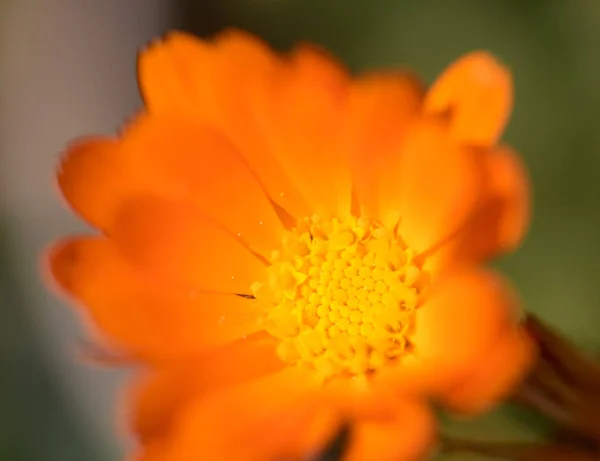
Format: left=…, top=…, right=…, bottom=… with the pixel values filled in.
left=411, top=269, right=520, bottom=387
left=127, top=339, right=284, bottom=444
left=120, top=114, right=285, bottom=258
left=347, top=72, right=424, bottom=225
left=57, top=137, right=129, bottom=230
left=423, top=145, right=530, bottom=274
left=261, top=44, right=353, bottom=219
left=138, top=30, right=312, bottom=221
left=373, top=354, right=457, bottom=399
left=138, top=30, right=272, bottom=122
left=344, top=398, right=435, bottom=461
left=424, top=51, right=513, bottom=147
left=47, top=237, right=267, bottom=358
left=442, top=327, right=537, bottom=416
left=112, top=195, right=267, bottom=293
left=323, top=374, right=404, bottom=421
left=396, top=120, right=483, bottom=253
left=129, top=442, right=167, bottom=461
left=486, top=145, right=530, bottom=253
left=160, top=368, right=338, bottom=461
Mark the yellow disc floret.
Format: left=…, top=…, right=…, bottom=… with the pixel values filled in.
left=252, top=215, right=422, bottom=380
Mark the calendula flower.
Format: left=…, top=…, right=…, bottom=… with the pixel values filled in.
left=46, top=30, right=536, bottom=461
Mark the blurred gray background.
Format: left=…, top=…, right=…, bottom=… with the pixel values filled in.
left=2, top=1, right=600, bottom=460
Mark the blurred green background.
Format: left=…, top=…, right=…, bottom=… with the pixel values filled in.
left=2, top=1, right=600, bottom=460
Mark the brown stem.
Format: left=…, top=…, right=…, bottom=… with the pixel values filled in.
left=525, top=315, right=600, bottom=390
left=511, top=315, right=600, bottom=442
left=441, top=437, right=600, bottom=461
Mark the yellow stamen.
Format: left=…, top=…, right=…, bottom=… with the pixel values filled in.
left=252, top=215, right=422, bottom=380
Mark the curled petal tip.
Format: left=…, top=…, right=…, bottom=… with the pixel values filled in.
left=425, top=51, right=513, bottom=147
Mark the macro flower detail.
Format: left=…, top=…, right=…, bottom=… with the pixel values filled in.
left=46, top=29, right=536, bottom=461
left=255, top=215, right=422, bottom=379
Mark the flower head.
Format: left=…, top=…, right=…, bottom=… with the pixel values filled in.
left=46, top=30, right=536, bottom=461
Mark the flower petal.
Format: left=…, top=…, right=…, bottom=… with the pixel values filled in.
left=120, top=113, right=285, bottom=258
left=127, top=339, right=284, bottom=444
left=46, top=237, right=267, bottom=358
left=441, top=327, right=537, bottom=415
left=59, top=114, right=286, bottom=257
left=57, top=137, right=127, bottom=230
left=261, top=45, right=353, bottom=218
left=410, top=269, right=520, bottom=387
left=138, top=30, right=312, bottom=220
left=112, top=195, right=266, bottom=293
left=160, top=368, right=338, bottom=461
left=485, top=145, right=530, bottom=253
left=344, top=398, right=435, bottom=461
left=347, top=72, right=424, bottom=226
left=396, top=120, right=483, bottom=253
left=423, top=146, right=530, bottom=274
left=424, top=51, right=513, bottom=147
left=129, top=442, right=166, bottom=461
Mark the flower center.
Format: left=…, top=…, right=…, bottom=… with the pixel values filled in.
left=252, top=215, right=422, bottom=381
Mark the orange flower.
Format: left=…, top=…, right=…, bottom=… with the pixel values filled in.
left=46, top=30, right=536, bottom=461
